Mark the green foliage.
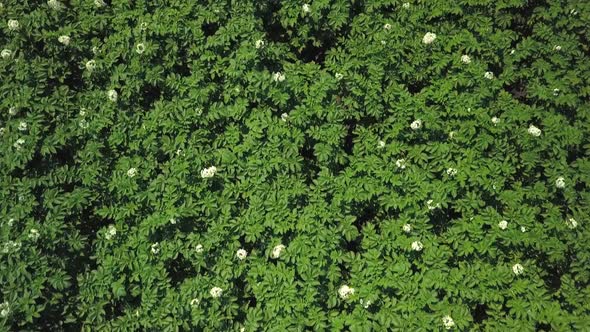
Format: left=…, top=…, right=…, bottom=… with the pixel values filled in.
left=1, top=0, right=590, bottom=330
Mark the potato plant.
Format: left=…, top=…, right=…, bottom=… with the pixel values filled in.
left=1, top=0, right=590, bottom=331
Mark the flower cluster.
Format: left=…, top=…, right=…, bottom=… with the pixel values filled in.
left=151, top=242, right=160, bottom=254
left=498, top=220, right=508, bottom=230
left=1, top=49, right=12, bottom=59
left=410, top=119, right=422, bottom=130
left=512, top=263, right=524, bottom=275
left=395, top=159, right=406, bottom=169
left=236, top=249, right=248, bottom=260
left=200, top=166, right=218, bottom=178
left=7, top=19, right=20, bottom=31
left=442, top=315, right=455, bottom=330
left=411, top=241, right=424, bottom=251
left=1, top=240, right=21, bottom=254
left=555, top=177, right=565, bottom=189
left=107, top=89, right=118, bottom=102
left=426, top=199, right=440, bottom=210
left=127, top=168, right=137, bottom=178
left=528, top=124, right=542, bottom=137
left=210, top=287, right=223, bottom=298
left=272, top=72, right=286, bottom=82
left=58, top=35, right=70, bottom=46
left=13, top=138, right=25, bottom=150
left=565, top=218, right=578, bottom=229
left=338, top=285, right=355, bottom=300
left=271, top=244, right=286, bottom=259
left=29, top=228, right=40, bottom=241
left=422, top=32, right=436, bottom=44
left=0, top=302, right=10, bottom=318
left=47, top=0, right=63, bottom=10
left=105, top=225, right=117, bottom=240
left=255, top=39, right=265, bottom=49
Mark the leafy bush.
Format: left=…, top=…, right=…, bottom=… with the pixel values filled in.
left=1, top=0, right=590, bottom=330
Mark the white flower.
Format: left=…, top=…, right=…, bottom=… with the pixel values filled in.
left=461, top=54, right=471, bottom=64
left=1, top=49, right=12, bottom=59
left=58, top=35, right=70, bottom=46
left=422, top=32, right=437, bottom=45
left=255, top=39, right=265, bottom=49
left=236, top=248, right=248, bottom=260
left=107, top=89, right=118, bottom=102
left=378, top=140, right=386, bottom=148
left=555, top=176, right=566, bottom=189
left=105, top=225, right=117, bottom=240
left=195, top=244, right=204, bottom=253
left=527, top=124, right=541, bottom=137
left=79, top=108, right=86, bottom=117
left=553, top=88, right=560, bottom=96
left=271, top=244, right=286, bottom=259
left=383, top=23, right=391, bottom=31
left=448, top=131, right=456, bottom=139
left=410, top=119, right=422, bottom=130
left=491, top=116, right=500, bottom=125
left=92, top=46, right=100, bottom=54
left=47, top=0, right=63, bottom=10
left=498, top=220, right=508, bottom=230
left=94, top=0, right=106, bottom=7
left=13, top=138, right=25, bottom=150
left=520, top=226, right=527, bottom=233
left=200, top=166, right=218, bottom=178
left=28, top=228, right=40, bottom=241
left=360, top=298, right=372, bottom=309
left=281, top=113, right=289, bottom=122
left=136, top=43, right=145, bottom=54
left=0, top=127, right=4, bottom=136
left=484, top=71, right=494, bottom=80
left=380, top=40, right=386, bottom=45
left=338, top=285, right=355, bottom=300
left=553, top=45, right=561, bottom=51
left=190, top=298, right=200, bottom=307
left=1, top=240, right=21, bottom=254
left=442, top=315, right=455, bottom=330
left=570, top=9, right=578, bottom=15
left=169, top=218, right=177, bottom=224
left=402, top=2, right=410, bottom=9
left=7, top=19, right=20, bottom=31
left=127, top=167, right=137, bottom=178
left=79, top=119, right=89, bottom=129
left=302, top=4, right=311, bottom=13
left=151, top=242, right=160, bottom=254
left=395, top=159, right=406, bottom=169
left=86, top=60, right=96, bottom=71
left=18, top=121, right=27, bottom=131
left=411, top=241, right=423, bottom=251
left=565, top=218, right=578, bottom=229
left=426, top=199, right=440, bottom=210
left=9, top=106, right=17, bottom=115
left=0, top=301, right=9, bottom=318
left=446, top=168, right=457, bottom=176
left=510, top=49, right=516, bottom=55
left=272, top=72, right=286, bottom=82
left=512, top=263, right=524, bottom=275
left=7, top=218, right=14, bottom=226
left=210, top=286, right=223, bottom=298
left=335, top=73, right=344, bottom=80
left=402, top=224, right=412, bottom=233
